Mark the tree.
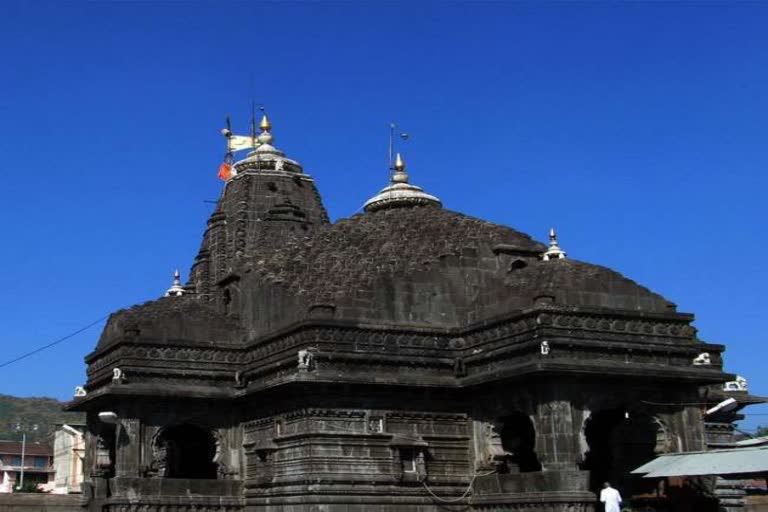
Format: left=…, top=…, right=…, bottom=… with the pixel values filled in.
left=14, top=480, right=47, bottom=493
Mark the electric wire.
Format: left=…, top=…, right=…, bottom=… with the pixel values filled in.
left=421, top=470, right=497, bottom=504
left=308, top=424, right=496, bottom=504
left=0, top=315, right=109, bottom=369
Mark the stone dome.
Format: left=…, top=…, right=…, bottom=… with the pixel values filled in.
left=236, top=204, right=675, bottom=333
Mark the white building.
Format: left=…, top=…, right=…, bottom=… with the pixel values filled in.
left=52, top=423, right=85, bottom=494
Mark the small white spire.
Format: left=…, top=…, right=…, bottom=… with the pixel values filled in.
left=542, top=228, right=567, bottom=261
left=164, top=269, right=185, bottom=297
left=363, top=153, right=442, bottom=212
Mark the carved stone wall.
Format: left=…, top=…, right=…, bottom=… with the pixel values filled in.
left=242, top=408, right=471, bottom=501
left=190, top=170, right=329, bottom=305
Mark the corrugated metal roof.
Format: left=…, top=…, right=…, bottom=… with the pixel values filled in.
left=632, top=446, right=768, bottom=478
left=735, top=436, right=768, bottom=447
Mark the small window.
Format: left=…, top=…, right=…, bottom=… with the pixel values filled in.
left=11, top=456, right=21, bottom=466
left=34, top=456, right=47, bottom=468
left=401, top=448, right=416, bottom=473
left=368, top=416, right=384, bottom=433
left=509, top=259, right=528, bottom=272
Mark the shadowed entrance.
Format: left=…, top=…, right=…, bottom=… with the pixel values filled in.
left=160, top=425, right=218, bottom=479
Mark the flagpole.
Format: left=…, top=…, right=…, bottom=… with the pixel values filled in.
left=18, top=432, right=25, bottom=490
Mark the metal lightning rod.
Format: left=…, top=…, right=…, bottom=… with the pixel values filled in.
left=388, top=123, right=409, bottom=177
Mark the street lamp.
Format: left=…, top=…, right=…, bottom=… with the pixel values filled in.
left=14, top=423, right=38, bottom=491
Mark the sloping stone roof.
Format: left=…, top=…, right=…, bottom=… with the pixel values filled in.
left=503, top=258, right=673, bottom=313
left=249, top=205, right=544, bottom=289
left=235, top=204, right=673, bottom=330
left=96, top=296, right=242, bottom=349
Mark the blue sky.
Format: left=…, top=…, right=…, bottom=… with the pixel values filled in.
left=1, top=2, right=767, bottom=430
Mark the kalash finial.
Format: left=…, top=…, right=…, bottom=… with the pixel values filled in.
left=542, top=228, right=567, bottom=261
left=392, top=153, right=409, bottom=183
left=260, top=113, right=271, bottom=132
left=257, top=111, right=274, bottom=145
left=394, top=152, right=405, bottom=172
left=164, top=269, right=185, bottom=297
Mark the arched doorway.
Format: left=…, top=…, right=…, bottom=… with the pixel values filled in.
left=157, top=425, right=218, bottom=479
left=582, top=410, right=662, bottom=497
left=498, top=412, right=542, bottom=473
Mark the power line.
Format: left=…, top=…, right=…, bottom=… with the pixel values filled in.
left=0, top=315, right=109, bottom=370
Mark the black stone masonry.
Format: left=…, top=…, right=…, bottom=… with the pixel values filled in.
left=69, top=121, right=736, bottom=512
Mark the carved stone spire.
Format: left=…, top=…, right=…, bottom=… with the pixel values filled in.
left=189, top=113, right=330, bottom=301
left=542, top=228, right=567, bottom=261
left=363, top=153, right=441, bottom=212
left=164, top=269, right=185, bottom=297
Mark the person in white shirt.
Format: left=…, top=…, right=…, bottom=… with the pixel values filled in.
left=599, top=481, right=623, bottom=512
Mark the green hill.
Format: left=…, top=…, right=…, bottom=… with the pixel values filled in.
left=0, top=394, right=85, bottom=443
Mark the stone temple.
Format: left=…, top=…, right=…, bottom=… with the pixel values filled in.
left=70, top=115, right=751, bottom=511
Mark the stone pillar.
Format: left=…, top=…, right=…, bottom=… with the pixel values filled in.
left=115, top=418, right=141, bottom=477
left=536, top=400, right=580, bottom=470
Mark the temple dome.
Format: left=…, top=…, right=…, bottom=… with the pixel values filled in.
left=236, top=205, right=676, bottom=332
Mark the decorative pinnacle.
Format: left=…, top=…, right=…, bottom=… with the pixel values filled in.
left=543, top=227, right=567, bottom=261
left=164, top=269, right=185, bottom=297
left=260, top=114, right=271, bottom=132
left=363, top=151, right=441, bottom=212
left=394, top=153, right=405, bottom=172
left=392, top=153, right=409, bottom=183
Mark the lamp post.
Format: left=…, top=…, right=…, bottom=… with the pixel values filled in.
left=14, top=423, right=38, bottom=492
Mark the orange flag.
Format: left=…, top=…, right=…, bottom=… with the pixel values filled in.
left=217, top=162, right=232, bottom=181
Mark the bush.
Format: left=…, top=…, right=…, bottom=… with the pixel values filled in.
left=14, top=480, right=47, bottom=493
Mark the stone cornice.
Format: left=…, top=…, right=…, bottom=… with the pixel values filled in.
left=76, top=306, right=728, bottom=405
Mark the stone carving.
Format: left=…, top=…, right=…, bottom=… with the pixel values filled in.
left=96, top=437, right=110, bottom=463
left=368, top=416, right=384, bottom=433
left=540, top=341, right=550, bottom=355
left=112, top=367, right=125, bottom=383
left=74, top=386, right=87, bottom=397
left=693, top=352, right=711, bottom=365
left=483, top=422, right=512, bottom=470
left=297, top=348, right=315, bottom=371
left=724, top=375, right=748, bottom=392
left=147, top=428, right=168, bottom=477
left=212, top=429, right=238, bottom=479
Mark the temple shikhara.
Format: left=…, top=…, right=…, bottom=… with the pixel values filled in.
left=69, top=114, right=758, bottom=511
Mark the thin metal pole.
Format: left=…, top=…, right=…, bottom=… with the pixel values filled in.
left=18, top=432, right=25, bottom=490
left=388, top=123, right=395, bottom=174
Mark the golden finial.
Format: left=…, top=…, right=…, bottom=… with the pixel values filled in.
left=260, top=114, right=271, bottom=132
left=394, top=153, right=405, bottom=172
